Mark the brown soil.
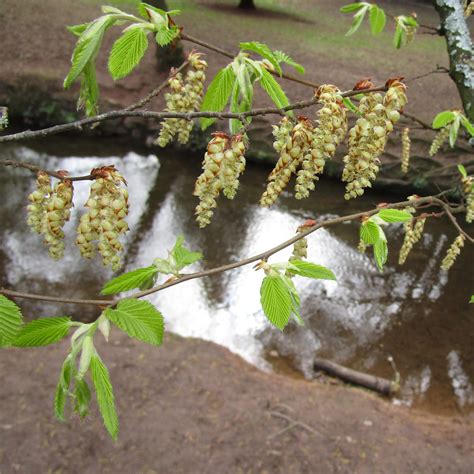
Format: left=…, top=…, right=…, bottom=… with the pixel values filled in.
left=1, top=332, right=473, bottom=473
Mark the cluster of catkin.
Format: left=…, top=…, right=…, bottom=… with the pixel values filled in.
left=76, top=166, right=129, bottom=271
left=27, top=172, right=74, bottom=260
left=156, top=52, right=207, bottom=147
left=194, top=132, right=246, bottom=227
left=462, top=175, right=474, bottom=223
left=342, top=80, right=407, bottom=199
left=260, top=85, right=348, bottom=206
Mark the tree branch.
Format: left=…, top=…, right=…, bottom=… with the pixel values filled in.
left=0, top=193, right=469, bottom=311
left=0, top=86, right=385, bottom=144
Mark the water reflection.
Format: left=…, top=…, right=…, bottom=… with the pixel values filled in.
left=0, top=139, right=472, bottom=415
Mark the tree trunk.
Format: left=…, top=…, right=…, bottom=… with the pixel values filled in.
left=434, top=0, right=474, bottom=122
left=239, top=0, right=256, bottom=10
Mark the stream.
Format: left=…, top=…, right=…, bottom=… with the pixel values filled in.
left=0, top=137, right=472, bottom=417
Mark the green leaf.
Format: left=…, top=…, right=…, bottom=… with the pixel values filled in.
left=373, top=239, right=388, bottom=271
left=470, top=295, right=474, bottom=303
left=449, top=118, right=460, bottom=147
left=393, top=24, right=405, bottom=49
left=74, top=378, right=92, bottom=419
left=273, top=50, right=305, bottom=74
left=240, top=41, right=282, bottom=75
left=171, top=235, right=203, bottom=271
left=378, top=209, right=413, bottom=223
left=78, top=62, right=100, bottom=116
left=360, top=220, right=381, bottom=245
left=153, top=258, right=175, bottom=275
left=229, top=79, right=245, bottom=134
left=432, top=110, right=456, bottom=129
left=54, top=357, right=74, bottom=421
left=342, top=97, right=358, bottom=114
left=101, top=266, right=159, bottom=295
left=105, top=299, right=164, bottom=346
left=200, top=66, right=236, bottom=130
left=13, top=317, right=71, bottom=347
left=460, top=115, right=474, bottom=136
left=64, top=16, right=114, bottom=89
left=286, top=260, right=336, bottom=280
left=90, top=355, right=119, bottom=440
left=0, top=295, right=23, bottom=347
left=340, top=3, right=367, bottom=13
left=345, top=6, right=369, bottom=36
left=155, top=25, right=180, bottom=46
left=260, top=276, right=293, bottom=330
left=259, top=68, right=290, bottom=109
left=369, top=5, right=386, bottom=35
left=67, top=23, right=91, bottom=37
left=457, top=164, right=467, bottom=178
left=108, top=26, right=149, bottom=80
left=233, top=60, right=253, bottom=108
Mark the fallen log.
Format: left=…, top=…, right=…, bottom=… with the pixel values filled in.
left=313, top=357, right=398, bottom=396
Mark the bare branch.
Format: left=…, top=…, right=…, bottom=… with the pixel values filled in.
left=0, top=192, right=469, bottom=311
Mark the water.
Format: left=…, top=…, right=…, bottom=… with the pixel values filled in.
left=0, top=137, right=472, bottom=416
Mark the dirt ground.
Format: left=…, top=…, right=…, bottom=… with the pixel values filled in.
left=1, top=1, right=473, bottom=472
left=1, top=332, right=473, bottom=473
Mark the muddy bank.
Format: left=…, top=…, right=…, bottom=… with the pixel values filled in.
left=1, top=333, right=473, bottom=473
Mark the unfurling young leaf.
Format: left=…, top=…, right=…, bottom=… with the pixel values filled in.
left=155, top=25, right=180, bottom=46
left=104, top=299, right=164, bottom=346
left=432, top=110, right=456, bottom=129
left=286, top=260, right=336, bottom=280
left=239, top=41, right=282, bottom=75
left=449, top=116, right=460, bottom=148
left=13, top=317, right=71, bottom=347
left=369, top=5, right=386, bottom=35
left=460, top=115, right=474, bottom=136
left=200, top=66, right=236, bottom=130
left=340, top=3, right=369, bottom=13
left=54, top=356, right=75, bottom=421
left=78, top=335, right=95, bottom=378
left=64, top=15, right=116, bottom=89
left=90, top=354, right=119, bottom=440
left=378, top=209, right=413, bottom=223
left=342, top=97, right=358, bottom=114
left=273, top=50, right=305, bottom=74
left=344, top=4, right=370, bottom=36
left=171, top=235, right=203, bottom=271
left=258, top=68, right=290, bottom=109
left=74, top=378, right=92, bottom=419
left=458, top=164, right=467, bottom=178
left=0, top=295, right=23, bottom=347
left=108, top=26, right=150, bottom=80
left=101, top=266, right=159, bottom=295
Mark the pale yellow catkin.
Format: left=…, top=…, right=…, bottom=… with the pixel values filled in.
left=401, top=127, right=410, bottom=174
left=440, top=234, right=465, bottom=270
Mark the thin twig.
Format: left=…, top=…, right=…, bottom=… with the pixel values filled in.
left=180, top=33, right=321, bottom=89
left=0, top=192, right=469, bottom=309
left=0, top=159, right=95, bottom=181
left=268, top=411, right=323, bottom=438
left=0, top=86, right=385, bottom=144
left=401, top=111, right=433, bottom=130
